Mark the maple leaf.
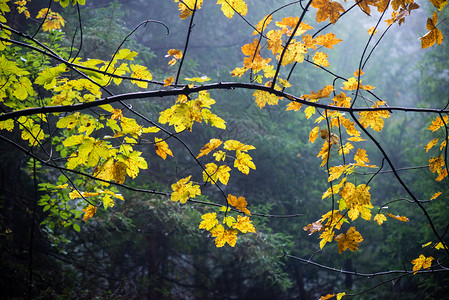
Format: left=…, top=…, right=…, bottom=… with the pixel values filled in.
left=280, top=41, right=307, bottom=65
left=203, top=163, right=231, bottom=185
left=19, top=118, right=45, bottom=146
left=354, top=148, right=370, bottom=165
left=253, top=90, right=282, bottom=108
left=309, top=126, right=320, bottom=143
left=224, top=140, right=255, bottom=152
left=315, top=33, right=342, bottom=49
left=328, top=165, right=349, bottom=182
left=36, top=8, right=65, bottom=31
left=303, top=221, right=324, bottom=235
left=303, top=85, right=334, bottom=100
left=428, top=115, right=448, bottom=132
left=199, top=212, right=219, bottom=230
left=252, top=14, right=273, bottom=35
left=217, top=0, right=247, bottom=19
left=35, top=64, right=67, bottom=89
left=233, top=215, right=256, bottom=233
left=322, top=177, right=347, bottom=199
left=319, top=227, right=335, bottom=249
left=174, top=0, right=203, bottom=19
left=227, top=194, right=251, bottom=215
left=339, top=182, right=372, bottom=221
left=374, top=213, right=387, bottom=225
left=154, top=137, right=173, bottom=160
left=82, top=204, right=97, bottom=222
left=320, top=294, right=335, bottom=300
left=130, top=64, right=152, bottom=88
left=411, top=254, right=434, bottom=274
left=118, top=150, right=148, bottom=179
left=197, top=138, right=223, bottom=158
left=425, top=138, right=439, bottom=152
left=313, top=51, right=329, bottom=67
left=358, top=101, right=390, bottom=132
left=342, top=77, right=374, bottom=90
left=234, top=150, right=256, bottom=175
left=311, top=0, right=345, bottom=24
left=386, top=213, right=409, bottom=222
left=429, top=155, right=444, bottom=174
left=164, top=76, right=174, bottom=87
left=165, top=49, right=183, bottom=66
left=420, top=12, right=443, bottom=49
left=334, top=226, right=363, bottom=254
left=202, top=109, right=227, bottom=129
left=210, top=225, right=238, bottom=247
left=171, top=175, right=201, bottom=203
left=266, top=29, right=283, bottom=55
left=430, top=191, right=441, bottom=200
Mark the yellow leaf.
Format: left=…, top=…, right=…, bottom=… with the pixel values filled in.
left=311, top=0, right=345, bottom=24
left=428, top=115, right=448, bottom=132
left=216, top=0, right=247, bottom=19
left=202, top=163, right=231, bottom=185
left=315, top=32, right=342, bottom=49
left=334, top=226, right=363, bottom=254
left=313, top=51, right=329, bottom=67
left=319, top=227, right=335, bottom=249
left=430, top=191, right=441, bottom=200
left=422, top=241, right=432, bottom=248
left=367, top=27, right=378, bottom=35
left=429, top=0, right=448, bottom=10
left=309, top=126, right=320, bottom=143
left=174, top=0, right=203, bottom=19
left=232, top=215, right=256, bottom=233
left=171, top=175, right=201, bottom=203
left=130, top=64, right=152, bottom=88
left=253, top=90, right=282, bottom=108
left=411, top=254, right=434, bottom=274
left=199, top=212, right=218, bottom=230
left=119, top=150, right=148, bottom=179
left=213, top=150, right=226, bottom=161
left=419, top=12, right=443, bottom=49
left=252, top=14, right=273, bottom=35
left=197, top=139, right=223, bottom=158
left=337, top=292, right=346, bottom=300
left=234, top=150, right=256, bottom=175
left=386, top=213, right=409, bottom=222
left=354, top=148, right=369, bottom=165
left=435, top=242, right=448, bottom=250
left=82, top=204, right=97, bottom=222
left=36, top=8, right=65, bottom=31
left=223, top=216, right=236, bottom=227
left=224, top=140, right=255, bottom=152
left=328, top=165, right=349, bottom=182
left=154, top=137, right=173, bottom=160
left=374, top=213, right=387, bottom=225
left=227, top=194, right=251, bottom=215
left=304, top=106, right=316, bottom=119
left=286, top=101, right=303, bottom=112
left=358, top=102, right=390, bottom=131
left=425, top=138, right=439, bottom=152
left=320, top=294, right=335, bottom=300
left=164, top=76, right=174, bottom=86
left=210, top=225, right=238, bottom=247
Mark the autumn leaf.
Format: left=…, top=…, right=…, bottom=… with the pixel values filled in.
left=36, top=8, right=65, bottom=31
left=334, top=226, right=363, bottom=254
left=339, top=182, right=372, bottom=221
left=154, top=137, right=173, bottom=160
left=374, top=213, right=387, bottom=225
left=428, top=115, right=448, bottom=132
left=313, top=51, right=329, bottom=67
left=253, top=90, right=282, bottom=108
left=197, top=138, right=223, bottom=158
left=319, top=227, right=335, bottom=249
left=174, top=0, right=203, bottom=19
left=328, top=165, right=349, bottom=182
left=320, top=294, right=335, bottom=300
left=171, top=175, right=201, bottom=203
left=425, top=138, right=439, bottom=152
left=199, top=212, right=219, bottom=230
left=429, top=0, right=448, bottom=10
left=224, top=140, right=255, bottom=152
left=130, top=64, right=152, bottom=88
left=166, top=49, right=183, bottom=65
left=227, top=194, right=251, bottom=215
left=164, top=76, right=174, bottom=87
left=420, top=12, right=443, bottom=49
left=311, top=0, right=345, bottom=24
left=210, top=224, right=238, bottom=247
left=315, top=33, right=342, bottom=49
left=411, top=254, right=434, bottom=274
left=386, top=213, right=409, bottom=222
left=354, top=148, right=370, bottom=165
left=217, top=0, right=248, bottom=19
left=358, top=101, right=390, bottom=131
left=203, top=163, right=231, bottom=185
left=233, top=215, right=256, bottom=233
left=303, top=221, right=324, bottom=235
left=309, top=126, right=320, bottom=143
left=430, top=191, right=441, bottom=200
left=234, top=150, right=256, bottom=175
left=252, top=14, right=273, bottom=35
left=82, top=204, right=97, bottom=222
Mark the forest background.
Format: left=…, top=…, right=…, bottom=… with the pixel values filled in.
left=0, top=0, right=449, bottom=299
